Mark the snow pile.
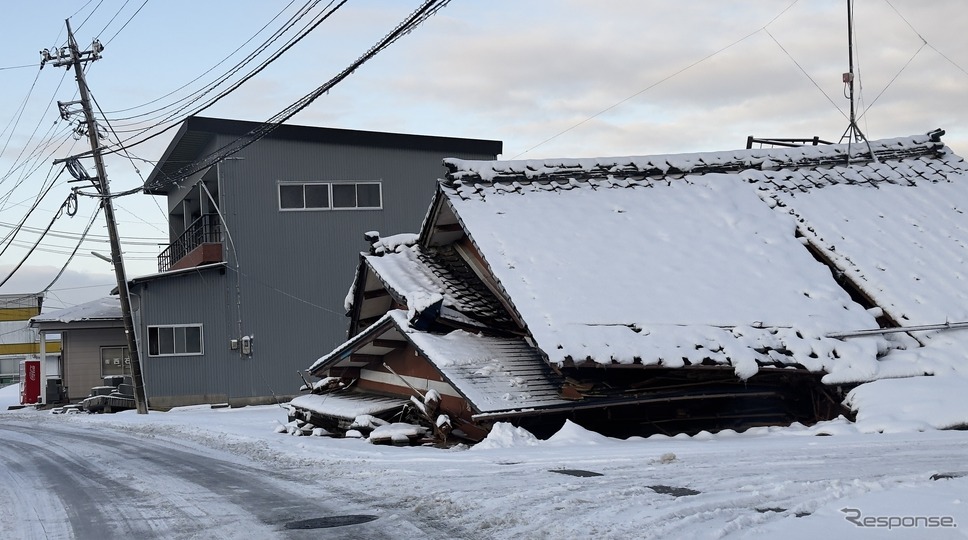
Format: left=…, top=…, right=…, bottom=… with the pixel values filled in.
left=0, top=382, right=21, bottom=411
left=845, top=374, right=968, bottom=432
left=544, top=420, right=616, bottom=446
left=470, top=422, right=541, bottom=450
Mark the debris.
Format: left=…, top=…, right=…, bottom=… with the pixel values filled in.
left=549, top=469, right=604, bottom=478
left=368, top=422, right=430, bottom=446
left=648, top=485, right=700, bottom=497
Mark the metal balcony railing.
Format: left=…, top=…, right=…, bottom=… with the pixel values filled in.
left=157, top=213, right=222, bottom=272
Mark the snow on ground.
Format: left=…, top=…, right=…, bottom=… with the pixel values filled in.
left=3, top=383, right=967, bottom=539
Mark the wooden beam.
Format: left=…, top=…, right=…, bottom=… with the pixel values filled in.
left=372, top=339, right=405, bottom=350
left=362, top=288, right=390, bottom=300
left=434, top=223, right=463, bottom=233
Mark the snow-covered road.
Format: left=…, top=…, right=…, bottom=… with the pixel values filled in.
left=0, top=417, right=465, bottom=539
left=2, top=384, right=967, bottom=539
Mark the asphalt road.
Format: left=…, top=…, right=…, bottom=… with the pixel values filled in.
left=0, top=418, right=455, bottom=539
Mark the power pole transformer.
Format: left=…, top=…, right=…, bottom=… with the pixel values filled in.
left=42, top=19, right=149, bottom=414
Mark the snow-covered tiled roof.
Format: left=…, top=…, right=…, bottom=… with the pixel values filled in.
left=434, top=131, right=968, bottom=382
left=30, top=297, right=121, bottom=324
left=362, top=243, right=513, bottom=329
left=775, top=179, right=968, bottom=329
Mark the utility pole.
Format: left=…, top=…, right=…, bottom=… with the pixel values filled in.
left=42, top=20, right=149, bottom=414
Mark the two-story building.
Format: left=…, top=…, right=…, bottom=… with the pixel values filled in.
left=130, top=116, right=501, bottom=409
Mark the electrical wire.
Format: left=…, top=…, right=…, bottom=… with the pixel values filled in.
left=104, top=0, right=322, bottom=126
left=60, top=0, right=346, bottom=164
left=0, top=167, right=65, bottom=261
left=145, top=0, right=452, bottom=191
left=102, top=1, right=297, bottom=117
left=73, top=0, right=106, bottom=34
left=93, top=0, right=134, bottom=44
left=0, top=191, right=77, bottom=288
left=41, top=205, right=102, bottom=294
left=102, top=0, right=150, bottom=46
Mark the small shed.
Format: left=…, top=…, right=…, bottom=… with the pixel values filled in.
left=30, top=297, right=126, bottom=402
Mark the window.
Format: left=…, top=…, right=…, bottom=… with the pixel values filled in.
left=100, top=346, right=130, bottom=377
left=278, top=182, right=381, bottom=211
left=279, top=183, right=329, bottom=210
left=148, top=324, right=203, bottom=357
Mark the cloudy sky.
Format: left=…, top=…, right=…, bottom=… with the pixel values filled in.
left=1, top=0, right=965, bottom=309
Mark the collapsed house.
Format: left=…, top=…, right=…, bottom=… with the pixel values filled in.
left=290, top=129, right=968, bottom=443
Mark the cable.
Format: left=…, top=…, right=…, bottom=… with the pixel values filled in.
left=765, top=27, right=848, bottom=120
left=512, top=1, right=802, bottom=159
left=145, top=0, right=451, bottom=191
left=0, top=191, right=76, bottom=288
left=93, top=0, right=134, bottom=43
left=62, top=0, right=344, bottom=163
left=74, top=0, right=106, bottom=34
left=857, top=42, right=926, bottom=120
left=103, top=0, right=317, bottom=123
left=0, top=167, right=65, bottom=260
left=103, top=0, right=150, bottom=46
left=41, top=205, right=102, bottom=293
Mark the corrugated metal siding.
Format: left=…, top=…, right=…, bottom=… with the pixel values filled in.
left=140, top=132, right=497, bottom=405
left=131, top=268, right=234, bottom=406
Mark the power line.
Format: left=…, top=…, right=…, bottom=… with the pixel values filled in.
left=146, top=0, right=452, bottom=191
left=0, top=191, right=76, bottom=288
left=102, top=0, right=151, bottom=46
left=104, top=0, right=320, bottom=123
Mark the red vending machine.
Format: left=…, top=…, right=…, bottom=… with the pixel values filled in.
left=19, top=359, right=41, bottom=405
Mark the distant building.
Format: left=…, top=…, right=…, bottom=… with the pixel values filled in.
left=0, top=293, right=59, bottom=387
left=130, top=116, right=501, bottom=409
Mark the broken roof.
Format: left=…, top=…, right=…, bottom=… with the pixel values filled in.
left=421, top=130, right=968, bottom=382
left=312, top=310, right=571, bottom=414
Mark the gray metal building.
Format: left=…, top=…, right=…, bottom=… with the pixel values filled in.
left=130, top=116, right=501, bottom=409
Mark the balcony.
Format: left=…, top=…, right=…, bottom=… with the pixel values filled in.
left=157, top=214, right=223, bottom=273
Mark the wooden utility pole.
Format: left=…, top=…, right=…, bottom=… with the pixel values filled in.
left=43, top=20, right=149, bottom=413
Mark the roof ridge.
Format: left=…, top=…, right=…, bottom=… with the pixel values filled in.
left=444, top=130, right=947, bottom=186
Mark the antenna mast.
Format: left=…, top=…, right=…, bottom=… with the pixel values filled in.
left=841, top=0, right=867, bottom=144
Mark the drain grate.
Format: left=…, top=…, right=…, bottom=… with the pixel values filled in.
left=285, top=515, right=378, bottom=530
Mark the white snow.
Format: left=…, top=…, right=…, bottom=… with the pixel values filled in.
left=448, top=174, right=884, bottom=378
left=29, top=296, right=121, bottom=324
left=4, top=382, right=968, bottom=539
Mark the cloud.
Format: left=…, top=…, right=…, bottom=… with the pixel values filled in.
left=0, top=264, right=116, bottom=311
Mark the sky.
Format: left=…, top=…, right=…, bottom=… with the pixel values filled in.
left=1, top=0, right=966, bottom=310
left=3, top=382, right=968, bottom=539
